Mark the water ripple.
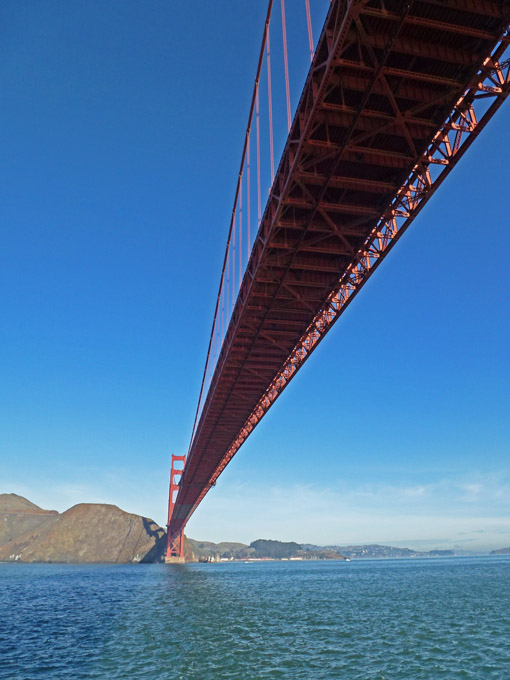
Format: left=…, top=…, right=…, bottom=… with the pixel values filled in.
left=0, top=557, right=509, bottom=679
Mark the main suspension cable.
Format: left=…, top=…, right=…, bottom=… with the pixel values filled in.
left=187, top=0, right=274, bottom=452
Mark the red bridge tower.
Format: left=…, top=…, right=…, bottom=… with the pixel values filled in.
left=165, top=454, right=186, bottom=563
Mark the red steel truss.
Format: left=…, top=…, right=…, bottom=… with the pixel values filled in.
left=167, top=0, right=510, bottom=542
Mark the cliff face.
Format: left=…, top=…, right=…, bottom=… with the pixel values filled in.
left=0, top=494, right=166, bottom=563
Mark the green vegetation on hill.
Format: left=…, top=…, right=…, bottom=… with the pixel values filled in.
left=187, top=539, right=253, bottom=560
left=302, top=543, right=455, bottom=558
left=250, top=539, right=301, bottom=559
left=186, top=538, right=345, bottom=561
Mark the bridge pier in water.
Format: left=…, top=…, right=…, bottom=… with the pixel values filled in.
left=165, top=532, right=185, bottom=563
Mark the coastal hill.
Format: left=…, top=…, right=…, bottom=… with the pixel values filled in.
left=3, top=493, right=496, bottom=563
left=0, top=493, right=58, bottom=548
left=0, top=493, right=169, bottom=563
left=302, top=544, right=455, bottom=559
left=188, top=538, right=346, bottom=561
left=0, top=495, right=345, bottom=563
left=188, top=539, right=456, bottom=561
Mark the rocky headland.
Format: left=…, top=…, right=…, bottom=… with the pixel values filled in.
left=0, top=493, right=168, bottom=563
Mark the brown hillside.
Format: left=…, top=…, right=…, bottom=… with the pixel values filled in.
left=0, top=492, right=56, bottom=514
left=0, top=493, right=58, bottom=549
left=0, top=501, right=166, bottom=563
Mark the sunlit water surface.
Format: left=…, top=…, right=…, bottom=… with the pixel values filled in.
left=1, top=556, right=509, bottom=679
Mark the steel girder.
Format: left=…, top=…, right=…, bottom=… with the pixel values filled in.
left=168, top=0, right=510, bottom=536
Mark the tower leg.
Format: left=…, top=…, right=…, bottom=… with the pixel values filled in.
left=165, top=454, right=186, bottom=564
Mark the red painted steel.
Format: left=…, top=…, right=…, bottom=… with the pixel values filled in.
left=167, top=0, right=510, bottom=545
left=257, top=89, right=261, bottom=223
left=165, top=455, right=186, bottom=560
left=239, top=182, right=243, bottom=288
left=267, top=29, right=275, bottom=184
left=281, top=0, right=292, bottom=131
left=247, top=137, right=251, bottom=247
left=305, top=0, right=315, bottom=61
left=188, top=1, right=274, bottom=450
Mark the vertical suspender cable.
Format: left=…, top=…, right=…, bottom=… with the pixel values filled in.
left=213, top=318, right=217, bottom=364
left=256, top=88, right=261, bottom=224
left=188, top=0, right=274, bottom=451
left=212, top=320, right=215, bottom=365
left=266, top=28, right=275, bottom=185
left=239, top=181, right=242, bottom=288
left=220, top=283, right=223, bottom=348
left=305, top=0, right=314, bottom=62
left=281, top=0, right=291, bottom=132
left=226, top=250, right=230, bottom=325
left=232, top=211, right=236, bottom=306
left=247, top=135, right=251, bottom=249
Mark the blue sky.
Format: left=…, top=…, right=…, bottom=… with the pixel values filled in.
left=1, top=1, right=509, bottom=551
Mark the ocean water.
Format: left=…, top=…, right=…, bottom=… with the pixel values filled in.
left=0, top=557, right=509, bottom=679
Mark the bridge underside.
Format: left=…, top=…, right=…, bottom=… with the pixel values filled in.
left=169, top=0, right=510, bottom=539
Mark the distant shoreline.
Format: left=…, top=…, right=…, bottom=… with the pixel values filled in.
left=2, top=494, right=508, bottom=564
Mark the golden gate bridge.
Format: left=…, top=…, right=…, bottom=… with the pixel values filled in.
left=165, top=0, right=510, bottom=562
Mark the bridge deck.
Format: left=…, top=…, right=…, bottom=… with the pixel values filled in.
left=170, top=0, right=510, bottom=534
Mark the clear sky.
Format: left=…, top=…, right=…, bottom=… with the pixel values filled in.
left=1, top=1, right=509, bottom=552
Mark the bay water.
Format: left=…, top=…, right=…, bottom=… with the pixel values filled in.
left=1, top=556, right=509, bottom=679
